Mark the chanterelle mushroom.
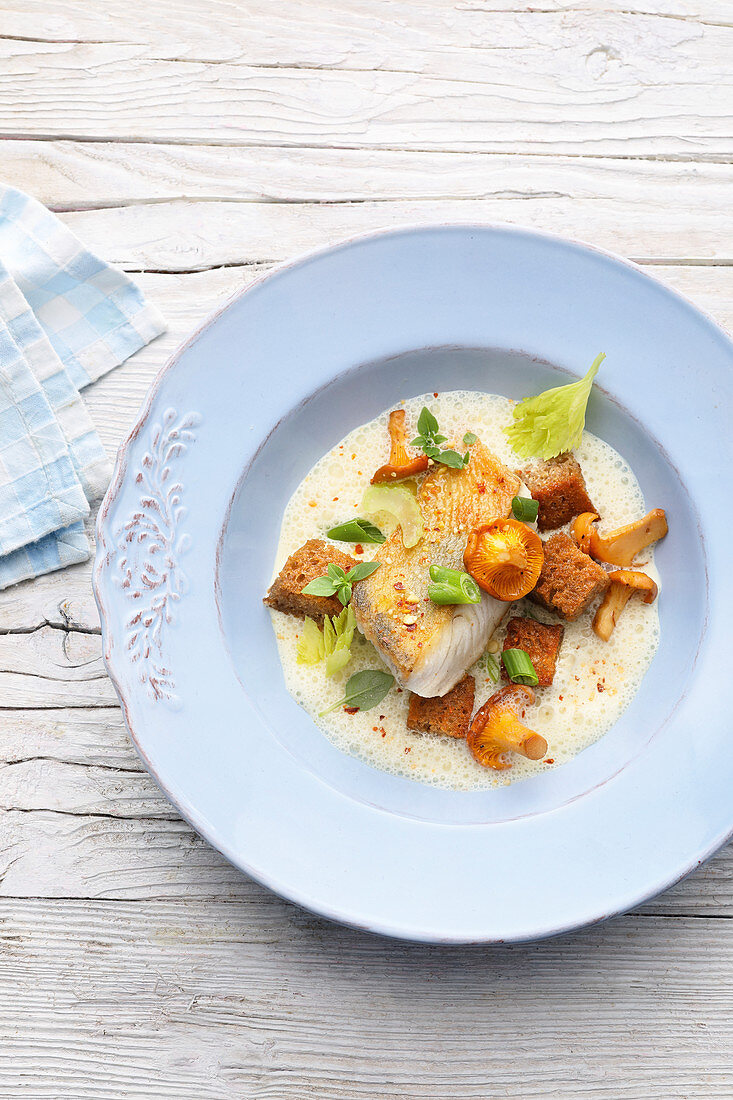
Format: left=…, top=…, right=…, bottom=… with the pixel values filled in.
left=592, top=569, right=658, bottom=642
left=467, top=684, right=547, bottom=770
left=573, top=509, right=668, bottom=567
left=464, top=519, right=544, bottom=601
left=371, top=409, right=429, bottom=484
left=573, top=511, right=599, bottom=554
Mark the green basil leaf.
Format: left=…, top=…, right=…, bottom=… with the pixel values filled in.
left=417, top=406, right=439, bottom=438
left=435, top=449, right=468, bottom=469
left=301, top=577, right=337, bottom=597
left=319, top=669, right=395, bottom=717
left=346, top=561, right=381, bottom=583
left=327, top=563, right=347, bottom=583
left=326, top=519, right=385, bottom=544
left=336, top=582, right=352, bottom=606
left=463, top=432, right=477, bottom=446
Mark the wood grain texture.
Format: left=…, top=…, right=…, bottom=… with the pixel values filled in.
left=0, top=900, right=732, bottom=1098
left=58, top=192, right=733, bottom=275
left=1, top=0, right=732, bottom=1093
left=1, top=19, right=732, bottom=156
left=3, top=0, right=731, bottom=61
left=3, top=140, right=732, bottom=210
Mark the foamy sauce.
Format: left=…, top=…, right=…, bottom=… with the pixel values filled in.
left=268, top=392, right=660, bottom=790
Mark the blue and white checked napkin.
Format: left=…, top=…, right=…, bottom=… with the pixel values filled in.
left=0, top=186, right=165, bottom=589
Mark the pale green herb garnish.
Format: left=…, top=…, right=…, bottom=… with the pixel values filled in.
left=411, top=407, right=470, bottom=470
left=505, top=352, right=605, bottom=460
left=463, top=432, right=477, bottom=447
left=302, top=561, right=380, bottom=606
left=297, top=606, right=358, bottom=677
left=297, top=617, right=326, bottom=665
left=319, top=669, right=395, bottom=717
left=484, top=652, right=501, bottom=682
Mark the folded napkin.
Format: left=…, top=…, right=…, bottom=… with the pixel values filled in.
left=0, top=186, right=165, bottom=589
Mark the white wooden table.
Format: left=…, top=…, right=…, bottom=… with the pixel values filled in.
left=1, top=2, right=732, bottom=1095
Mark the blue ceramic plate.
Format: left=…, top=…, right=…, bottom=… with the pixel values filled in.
left=95, top=226, right=733, bottom=943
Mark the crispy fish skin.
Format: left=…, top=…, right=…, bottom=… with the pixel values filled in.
left=351, top=442, right=521, bottom=697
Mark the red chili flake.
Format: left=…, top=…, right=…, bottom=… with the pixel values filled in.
left=544, top=758, right=555, bottom=765
left=332, top=496, right=339, bottom=501
left=344, top=706, right=359, bottom=715
left=354, top=544, right=364, bottom=555
left=597, top=682, right=605, bottom=693
left=476, top=482, right=486, bottom=494
left=404, top=746, right=412, bottom=753
left=397, top=688, right=403, bottom=693
left=393, top=582, right=405, bottom=591
left=406, top=623, right=417, bottom=632
left=379, top=715, right=385, bottom=721
left=381, top=730, right=387, bottom=737
left=372, top=726, right=378, bottom=732
left=558, top=695, right=564, bottom=701
left=433, top=392, right=438, bottom=398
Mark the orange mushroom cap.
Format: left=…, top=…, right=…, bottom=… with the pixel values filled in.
left=467, top=684, right=547, bottom=770
left=371, top=409, right=430, bottom=484
left=592, top=569, right=658, bottom=641
left=463, top=519, right=544, bottom=601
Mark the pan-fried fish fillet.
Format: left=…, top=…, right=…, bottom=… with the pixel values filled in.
left=351, top=441, right=521, bottom=697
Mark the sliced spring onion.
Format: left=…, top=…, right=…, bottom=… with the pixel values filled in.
left=511, top=495, right=539, bottom=523
left=502, top=648, right=539, bottom=687
left=326, top=518, right=385, bottom=544
left=427, top=565, right=481, bottom=605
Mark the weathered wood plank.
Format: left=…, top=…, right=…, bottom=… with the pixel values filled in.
left=0, top=707, right=136, bottom=768
left=0, top=759, right=170, bottom=819
left=0, top=899, right=731, bottom=1098
left=4, top=140, right=733, bottom=210
left=0, top=629, right=116, bottom=708
left=59, top=194, right=733, bottom=277
left=1, top=24, right=731, bottom=156
left=2, top=0, right=730, bottom=64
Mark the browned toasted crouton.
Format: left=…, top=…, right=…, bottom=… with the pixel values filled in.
left=407, top=675, right=475, bottom=739
left=263, top=539, right=357, bottom=623
left=501, top=617, right=564, bottom=687
left=519, top=453, right=596, bottom=532
left=530, top=533, right=610, bottom=621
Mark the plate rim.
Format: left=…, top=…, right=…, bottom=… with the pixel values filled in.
left=93, top=222, right=733, bottom=943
